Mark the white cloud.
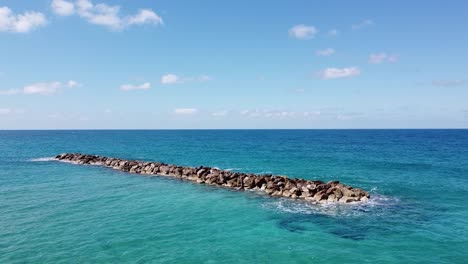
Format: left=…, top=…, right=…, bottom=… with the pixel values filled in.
left=120, top=82, right=151, bottom=91
left=161, top=74, right=181, bottom=84
left=352, top=19, right=373, bottom=30
left=127, top=9, right=163, bottom=26
left=50, top=0, right=162, bottom=30
left=161, top=74, right=213, bottom=84
left=317, top=67, right=361, bottom=79
left=67, top=80, right=81, bottom=88
left=289, top=24, right=318, bottom=39
left=76, top=0, right=122, bottom=29
left=174, top=108, right=198, bottom=115
left=327, top=29, right=339, bottom=37
left=51, top=0, right=75, bottom=16
left=24, top=82, right=61, bottom=95
left=316, top=48, right=335, bottom=56
left=432, top=80, right=465, bottom=87
left=0, top=6, right=47, bottom=33
left=22, top=80, right=80, bottom=95
left=368, top=53, right=398, bottom=64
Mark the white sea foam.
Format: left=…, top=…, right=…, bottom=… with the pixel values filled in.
left=29, top=157, right=56, bottom=162
left=224, top=168, right=242, bottom=172
left=365, top=193, right=400, bottom=206
left=30, top=157, right=83, bottom=165
left=263, top=193, right=399, bottom=218
left=256, top=171, right=273, bottom=174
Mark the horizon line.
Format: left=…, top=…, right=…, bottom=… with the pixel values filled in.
left=1, top=128, right=468, bottom=131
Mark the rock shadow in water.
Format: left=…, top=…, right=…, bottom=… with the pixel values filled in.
left=276, top=213, right=369, bottom=240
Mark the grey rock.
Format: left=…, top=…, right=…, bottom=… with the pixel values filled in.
left=54, top=153, right=370, bottom=204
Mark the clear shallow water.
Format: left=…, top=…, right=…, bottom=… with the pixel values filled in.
left=0, top=130, right=467, bottom=263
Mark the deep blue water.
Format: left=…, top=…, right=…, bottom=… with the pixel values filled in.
left=1, top=130, right=467, bottom=263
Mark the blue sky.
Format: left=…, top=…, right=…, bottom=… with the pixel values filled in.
left=0, top=0, right=467, bottom=129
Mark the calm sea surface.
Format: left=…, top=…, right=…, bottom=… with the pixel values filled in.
left=0, top=130, right=467, bottom=263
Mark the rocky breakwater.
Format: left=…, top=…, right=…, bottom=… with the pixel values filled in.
left=55, top=153, right=370, bottom=203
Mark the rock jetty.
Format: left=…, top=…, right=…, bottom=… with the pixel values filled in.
left=55, top=153, right=369, bottom=203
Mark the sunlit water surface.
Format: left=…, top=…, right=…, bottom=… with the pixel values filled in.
left=1, top=130, right=467, bottom=263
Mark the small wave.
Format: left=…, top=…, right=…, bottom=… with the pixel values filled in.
left=29, top=157, right=56, bottom=162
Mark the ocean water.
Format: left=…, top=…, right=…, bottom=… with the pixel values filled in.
left=0, top=130, right=467, bottom=263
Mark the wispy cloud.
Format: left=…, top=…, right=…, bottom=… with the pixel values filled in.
left=0, top=108, right=25, bottom=115
left=120, top=82, right=151, bottom=91
left=0, top=6, right=47, bottom=33
left=0, top=80, right=80, bottom=95
left=431, top=80, right=465, bottom=87
left=161, top=74, right=213, bottom=85
left=463, top=110, right=468, bottom=118
left=317, top=67, right=361, bottom=79
left=0, top=108, right=12, bottom=115
left=316, top=48, right=335, bottom=56
left=240, top=109, right=321, bottom=119
left=289, top=24, right=318, bottom=39
left=174, top=108, right=198, bottom=115
left=290, top=88, right=305, bottom=94
left=352, top=19, right=373, bottom=30
left=327, top=29, right=339, bottom=37
left=51, top=0, right=163, bottom=30
left=368, top=53, right=398, bottom=64
left=0, top=89, right=20, bottom=95
left=46, top=112, right=90, bottom=122
left=126, top=9, right=162, bottom=26
left=337, top=112, right=364, bottom=120
left=197, top=75, right=213, bottom=82
left=23, top=80, right=79, bottom=95
left=211, top=110, right=229, bottom=117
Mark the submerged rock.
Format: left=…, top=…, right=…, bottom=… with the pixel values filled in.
left=55, top=153, right=370, bottom=203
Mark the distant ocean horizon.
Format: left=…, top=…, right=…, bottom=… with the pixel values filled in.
left=2, top=128, right=468, bottom=130
left=1, top=129, right=467, bottom=263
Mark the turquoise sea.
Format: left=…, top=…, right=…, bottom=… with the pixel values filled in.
left=0, top=130, right=467, bottom=263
